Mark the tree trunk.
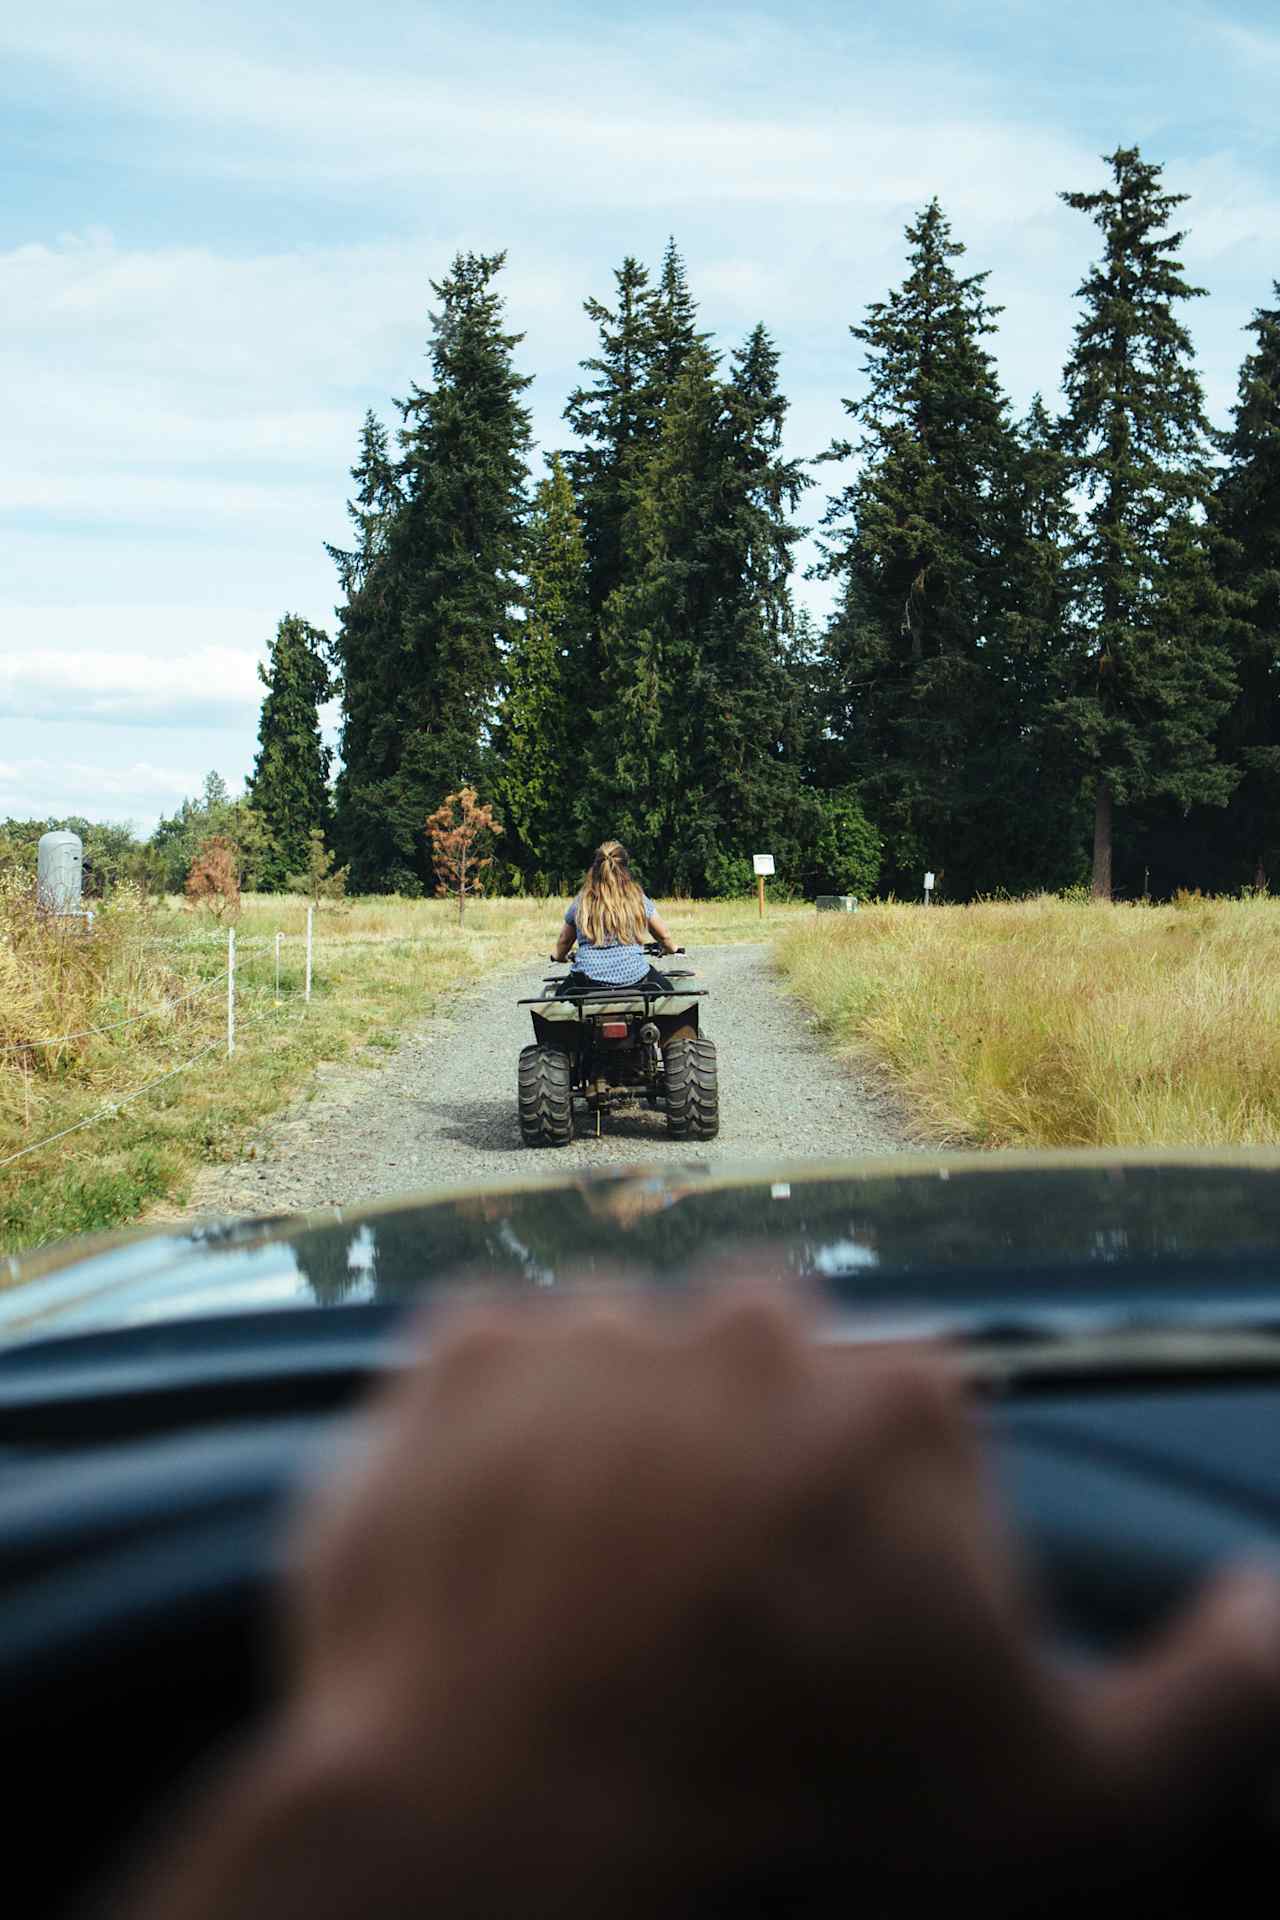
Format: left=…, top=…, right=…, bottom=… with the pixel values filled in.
left=1091, top=774, right=1113, bottom=899
left=1255, top=855, right=1268, bottom=894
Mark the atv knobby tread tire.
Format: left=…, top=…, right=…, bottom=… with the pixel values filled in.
left=663, top=1034, right=719, bottom=1140
left=518, top=1044, right=574, bottom=1147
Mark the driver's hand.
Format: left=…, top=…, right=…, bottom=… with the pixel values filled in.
left=119, top=1289, right=1280, bottom=1920
left=282, top=1289, right=1280, bottom=1912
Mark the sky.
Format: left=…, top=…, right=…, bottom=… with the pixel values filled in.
left=3, top=0, right=1280, bottom=833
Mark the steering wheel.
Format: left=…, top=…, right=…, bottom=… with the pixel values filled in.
left=2, top=1358, right=1277, bottom=1911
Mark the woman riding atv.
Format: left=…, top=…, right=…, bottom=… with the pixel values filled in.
left=551, top=840, right=678, bottom=992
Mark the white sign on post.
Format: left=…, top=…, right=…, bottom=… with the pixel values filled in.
left=924, top=871, right=935, bottom=891
left=753, top=854, right=775, bottom=876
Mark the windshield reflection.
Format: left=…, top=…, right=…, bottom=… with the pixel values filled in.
left=6, top=1159, right=1280, bottom=1351
left=284, top=1161, right=1280, bottom=1324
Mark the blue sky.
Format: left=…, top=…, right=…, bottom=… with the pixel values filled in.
left=4, top=0, right=1280, bottom=831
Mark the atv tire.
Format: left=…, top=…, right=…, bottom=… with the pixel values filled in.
left=664, top=1034, right=719, bottom=1140
left=518, top=1044, right=574, bottom=1147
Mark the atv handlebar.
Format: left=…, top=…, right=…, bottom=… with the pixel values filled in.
left=546, top=944, right=685, bottom=964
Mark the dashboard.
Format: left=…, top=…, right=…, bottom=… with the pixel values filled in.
left=3, top=1307, right=1279, bottom=1913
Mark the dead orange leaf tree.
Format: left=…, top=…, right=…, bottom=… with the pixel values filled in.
left=425, top=788, right=502, bottom=924
left=184, top=835, right=241, bottom=919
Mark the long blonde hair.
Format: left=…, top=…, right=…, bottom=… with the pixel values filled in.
left=576, top=841, right=649, bottom=946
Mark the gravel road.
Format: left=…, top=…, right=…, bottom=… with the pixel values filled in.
left=172, top=945, right=909, bottom=1220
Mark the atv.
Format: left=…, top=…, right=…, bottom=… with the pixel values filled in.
left=517, top=943, right=719, bottom=1146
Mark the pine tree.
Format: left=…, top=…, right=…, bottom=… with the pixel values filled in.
left=1212, top=288, right=1280, bottom=889
left=496, top=455, right=589, bottom=888
left=975, top=396, right=1087, bottom=890
left=324, top=410, right=401, bottom=597
left=1057, top=147, right=1236, bottom=898
left=248, top=614, right=334, bottom=890
left=329, top=412, right=408, bottom=887
left=563, top=256, right=660, bottom=627
left=333, top=254, right=532, bottom=891
left=579, top=339, right=726, bottom=885
left=816, top=201, right=1022, bottom=895
left=583, top=327, right=812, bottom=892
left=650, top=237, right=701, bottom=394
left=562, top=241, right=702, bottom=704
left=682, top=324, right=814, bottom=884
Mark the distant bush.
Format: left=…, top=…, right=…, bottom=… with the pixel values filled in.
left=285, top=829, right=349, bottom=910
left=185, top=836, right=241, bottom=918
left=702, top=852, right=755, bottom=899
left=810, top=789, right=882, bottom=900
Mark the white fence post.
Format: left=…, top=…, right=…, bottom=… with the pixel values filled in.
left=275, top=930, right=282, bottom=1002
left=305, top=907, right=313, bottom=1004
left=227, top=928, right=236, bottom=1057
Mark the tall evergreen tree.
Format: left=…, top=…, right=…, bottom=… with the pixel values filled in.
left=333, top=253, right=532, bottom=891
left=329, top=412, right=408, bottom=885
left=1212, top=289, right=1280, bottom=889
left=495, top=455, right=589, bottom=888
left=816, top=201, right=1023, bottom=895
left=248, top=614, right=334, bottom=890
left=563, top=256, right=660, bottom=627
left=1057, top=147, right=1236, bottom=898
left=580, top=341, right=724, bottom=883
left=682, top=324, right=814, bottom=882
left=975, top=395, right=1087, bottom=890
left=324, top=410, right=401, bottom=597
left=562, top=243, right=702, bottom=684
left=650, top=237, right=702, bottom=394
left=583, top=328, right=812, bottom=891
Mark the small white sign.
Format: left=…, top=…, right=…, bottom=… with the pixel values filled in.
left=924, top=871, right=935, bottom=890
left=753, top=853, right=775, bottom=876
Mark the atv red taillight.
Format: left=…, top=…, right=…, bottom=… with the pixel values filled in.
left=600, top=1021, right=630, bottom=1040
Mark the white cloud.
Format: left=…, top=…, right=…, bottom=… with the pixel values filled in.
left=0, top=753, right=212, bottom=826
left=0, top=640, right=263, bottom=727
left=2, top=17, right=1094, bottom=221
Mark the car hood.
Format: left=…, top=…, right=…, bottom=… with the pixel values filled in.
left=5, top=1150, right=1280, bottom=1356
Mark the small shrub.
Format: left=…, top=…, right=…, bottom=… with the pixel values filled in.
left=425, top=788, right=502, bottom=924
left=285, top=830, right=349, bottom=911
left=184, top=836, right=241, bottom=918
left=703, top=852, right=755, bottom=900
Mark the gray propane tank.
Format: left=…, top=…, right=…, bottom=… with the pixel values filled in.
left=37, top=830, right=84, bottom=914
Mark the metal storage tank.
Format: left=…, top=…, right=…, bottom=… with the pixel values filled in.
left=37, top=831, right=84, bottom=913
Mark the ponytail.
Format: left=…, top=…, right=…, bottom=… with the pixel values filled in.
left=577, top=840, right=649, bottom=946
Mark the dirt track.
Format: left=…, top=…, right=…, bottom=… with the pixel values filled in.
left=166, top=945, right=909, bottom=1220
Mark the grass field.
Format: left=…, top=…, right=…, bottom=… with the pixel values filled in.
left=0, top=888, right=801, bottom=1256
left=774, top=893, right=1280, bottom=1150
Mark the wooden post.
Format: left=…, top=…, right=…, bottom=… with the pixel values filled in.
left=305, top=907, right=313, bottom=1003
left=757, top=873, right=765, bottom=919
left=227, top=928, right=236, bottom=1057
left=275, top=930, right=282, bottom=1003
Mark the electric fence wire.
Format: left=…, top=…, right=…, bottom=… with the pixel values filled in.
left=0, top=1040, right=225, bottom=1172
left=0, top=993, right=305, bottom=1173
left=0, top=970, right=230, bottom=1055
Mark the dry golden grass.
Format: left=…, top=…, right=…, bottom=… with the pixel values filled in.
left=0, top=887, right=799, bottom=1254
left=774, top=893, right=1280, bottom=1150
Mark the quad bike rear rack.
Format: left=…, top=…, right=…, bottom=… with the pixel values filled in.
left=518, top=988, right=708, bottom=1007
